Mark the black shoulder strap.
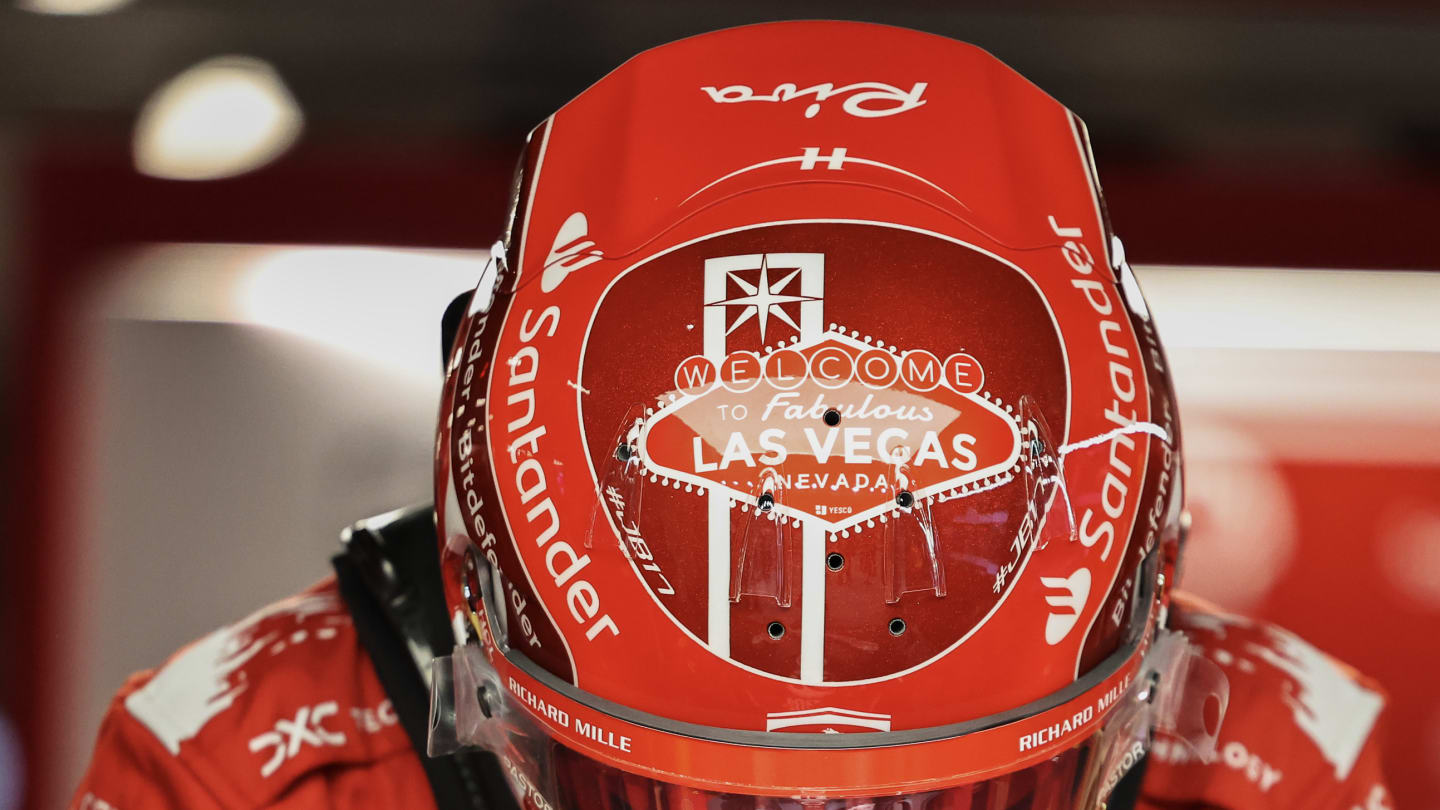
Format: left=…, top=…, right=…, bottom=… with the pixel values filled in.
left=333, top=505, right=518, bottom=810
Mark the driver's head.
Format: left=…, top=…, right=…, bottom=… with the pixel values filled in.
left=432, top=21, right=1211, bottom=809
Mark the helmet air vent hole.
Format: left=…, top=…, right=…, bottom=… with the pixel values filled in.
left=889, top=617, right=907, bottom=636
left=895, top=490, right=915, bottom=508
left=822, top=408, right=842, bottom=427
left=767, top=621, right=786, bottom=640
left=757, top=492, right=775, bottom=512
left=826, top=552, right=845, bottom=572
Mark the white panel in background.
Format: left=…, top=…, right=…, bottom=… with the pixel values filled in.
left=59, top=245, right=481, bottom=802
left=1135, top=264, right=1440, bottom=464
left=1136, top=265, right=1440, bottom=354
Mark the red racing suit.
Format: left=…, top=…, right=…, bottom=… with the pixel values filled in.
left=70, top=582, right=1392, bottom=810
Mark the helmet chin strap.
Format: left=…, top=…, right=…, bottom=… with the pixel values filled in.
left=333, top=504, right=520, bottom=810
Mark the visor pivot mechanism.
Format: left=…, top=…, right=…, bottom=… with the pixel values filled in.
left=476, top=682, right=499, bottom=719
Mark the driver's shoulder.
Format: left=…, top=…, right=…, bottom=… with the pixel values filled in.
left=1138, top=592, right=1391, bottom=810
left=74, top=578, right=422, bottom=809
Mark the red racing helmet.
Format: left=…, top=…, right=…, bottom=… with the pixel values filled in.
left=431, top=20, right=1225, bottom=809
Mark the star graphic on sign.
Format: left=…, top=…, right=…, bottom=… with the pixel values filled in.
left=707, top=255, right=818, bottom=342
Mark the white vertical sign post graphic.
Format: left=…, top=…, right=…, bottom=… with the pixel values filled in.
left=701, top=253, right=825, bottom=681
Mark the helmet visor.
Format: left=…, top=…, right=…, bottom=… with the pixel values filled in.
left=430, top=576, right=1225, bottom=810
left=530, top=741, right=1093, bottom=810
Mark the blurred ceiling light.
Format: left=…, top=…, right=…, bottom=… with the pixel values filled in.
left=133, top=56, right=302, bottom=181
left=17, top=0, right=132, bottom=15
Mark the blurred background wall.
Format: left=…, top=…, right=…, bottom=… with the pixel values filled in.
left=1, top=1, right=1438, bottom=809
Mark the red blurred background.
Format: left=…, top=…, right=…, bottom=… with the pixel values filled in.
left=2, top=2, right=1439, bottom=808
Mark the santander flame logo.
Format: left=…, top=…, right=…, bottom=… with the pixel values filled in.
left=1040, top=567, right=1091, bottom=645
